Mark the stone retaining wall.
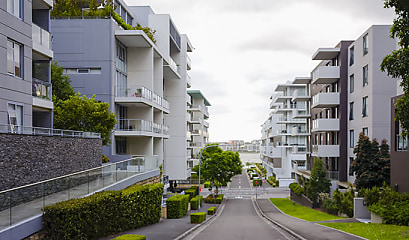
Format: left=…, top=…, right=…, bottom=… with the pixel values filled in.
left=0, top=133, right=102, bottom=191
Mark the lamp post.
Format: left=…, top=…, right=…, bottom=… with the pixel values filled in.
left=198, top=145, right=218, bottom=210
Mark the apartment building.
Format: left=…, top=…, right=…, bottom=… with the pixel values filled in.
left=1, top=0, right=54, bottom=131
left=260, top=80, right=309, bottom=184
left=50, top=1, right=194, bottom=181
left=262, top=25, right=399, bottom=187
left=187, top=89, right=210, bottom=168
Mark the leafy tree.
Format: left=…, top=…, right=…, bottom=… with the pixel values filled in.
left=51, top=62, right=75, bottom=103
left=53, top=94, right=116, bottom=145
left=306, top=157, right=331, bottom=204
left=381, top=0, right=409, bottom=136
left=351, top=133, right=391, bottom=190
left=198, top=144, right=243, bottom=193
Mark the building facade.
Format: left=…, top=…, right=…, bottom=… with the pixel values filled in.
left=1, top=0, right=54, bottom=131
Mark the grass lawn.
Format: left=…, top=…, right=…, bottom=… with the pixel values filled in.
left=320, top=222, right=409, bottom=240
left=269, top=198, right=344, bottom=222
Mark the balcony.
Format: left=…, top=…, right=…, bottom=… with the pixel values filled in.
left=292, top=89, right=310, bottom=102
left=115, top=85, right=169, bottom=112
left=163, top=56, right=181, bottom=80
left=267, top=145, right=282, bottom=158
left=191, top=129, right=201, bottom=135
left=273, top=94, right=292, bottom=103
left=274, top=104, right=296, bottom=114
left=312, top=48, right=340, bottom=60
left=312, top=66, right=340, bottom=84
left=187, top=55, right=192, bottom=70
left=277, top=117, right=306, bottom=124
left=32, top=24, right=53, bottom=58
left=292, top=145, right=308, bottom=154
left=187, top=73, right=192, bottom=88
left=292, top=109, right=311, bottom=119
left=312, top=92, right=340, bottom=108
left=203, top=106, right=209, bottom=118
left=312, top=145, right=340, bottom=157
left=311, top=119, right=339, bottom=132
left=114, top=119, right=169, bottom=137
left=291, top=127, right=310, bottom=136
left=203, top=120, right=209, bottom=128
left=186, top=131, right=191, bottom=139
left=186, top=94, right=192, bottom=105
left=32, top=78, right=53, bottom=109
left=188, top=142, right=203, bottom=148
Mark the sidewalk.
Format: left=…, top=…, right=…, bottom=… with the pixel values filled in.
left=255, top=198, right=366, bottom=240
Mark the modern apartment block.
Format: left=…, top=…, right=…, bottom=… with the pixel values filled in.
left=261, top=25, right=399, bottom=187
left=260, top=80, right=309, bottom=184
left=51, top=1, right=195, bottom=181
left=1, top=0, right=54, bottom=130
left=186, top=89, right=210, bottom=168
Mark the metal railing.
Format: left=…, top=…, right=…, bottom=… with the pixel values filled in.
left=32, top=78, right=52, bottom=100
left=115, top=119, right=169, bottom=135
left=0, top=156, right=159, bottom=230
left=0, top=125, right=101, bottom=138
left=116, top=85, right=169, bottom=110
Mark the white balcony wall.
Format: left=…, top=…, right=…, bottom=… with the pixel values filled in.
left=312, top=66, right=340, bottom=84
left=312, top=145, right=340, bottom=157
left=312, top=92, right=340, bottom=108
left=32, top=24, right=53, bottom=58
left=312, top=119, right=340, bottom=132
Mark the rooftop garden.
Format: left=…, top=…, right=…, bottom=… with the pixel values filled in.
left=51, top=0, right=156, bottom=43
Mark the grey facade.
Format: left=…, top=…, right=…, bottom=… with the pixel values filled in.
left=0, top=0, right=54, bottom=130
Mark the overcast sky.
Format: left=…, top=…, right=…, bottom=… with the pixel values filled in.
left=125, top=0, right=396, bottom=142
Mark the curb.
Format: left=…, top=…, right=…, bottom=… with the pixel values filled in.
left=173, top=198, right=227, bottom=240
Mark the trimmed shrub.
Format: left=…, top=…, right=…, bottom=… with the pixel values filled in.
left=166, top=194, right=189, bottom=219
left=190, top=195, right=203, bottom=210
left=205, top=194, right=216, bottom=204
left=289, top=182, right=304, bottom=195
left=253, top=179, right=262, bottom=186
left=216, top=194, right=224, bottom=204
left=190, top=212, right=206, bottom=224
left=113, top=234, right=146, bottom=240
left=185, top=189, right=196, bottom=200
left=204, top=181, right=211, bottom=188
left=42, top=183, right=163, bottom=240
left=207, top=207, right=216, bottom=215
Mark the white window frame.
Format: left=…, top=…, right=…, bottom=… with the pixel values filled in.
left=7, top=39, right=22, bottom=78
left=363, top=65, right=368, bottom=86
left=363, top=34, right=368, bottom=55
left=7, top=0, right=22, bottom=18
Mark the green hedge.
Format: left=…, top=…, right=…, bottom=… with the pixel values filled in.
left=207, top=207, right=217, bottom=215
left=185, top=189, right=197, bottom=200
left=204, top=181, right=211, bottom=188
left=166, top=194, right=189, bottom=219
left=190, top=195, right=203, bottom=210
left=216, top=194, right=224, bottom=204
left=113, top=234, right=146, bottom=240
left=289, top=182, right=304, bottom=195
left=42, top=183, right=163, bottom=240
left=205, top=194, right=224, bottom=204
left=253, top=179, right=262, bottom=186
left=190, top=212, right=206, bottom=224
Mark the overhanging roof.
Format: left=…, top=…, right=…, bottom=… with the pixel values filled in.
left=312, top=48, right=340, bottom=60
left=187, top=90, right=211, bottom=106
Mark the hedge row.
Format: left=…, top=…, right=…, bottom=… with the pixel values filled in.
left=204, top=181, right=211, bottom=188
left=190, top=212, right=206, bottom=224
left=113, top=234, right=146, bottom=240
left=253, top=179, right=262, bottom=186
left=207, top=207, right=217, bottom=215
left=289, top=182, right=304, bottom=195
left=166, top=194, right=189, bottom=219
left=42, top=183, right=163, bottom=240
left=204, top=194, right=224, bottom=204
left=190, top=195, right=203, bottom=210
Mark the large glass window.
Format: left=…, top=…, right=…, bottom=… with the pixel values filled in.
left=7, top=39, right=22, bottom=78
left=7, top=0, right=22, bottom=18
left=349, top=102, right=354, bottom=120
left=363, top=65, right=368, bottom=86
left=349, top=46, right=354, bottom=66
left=362, top=96, right=368, bottom=117
left=363, top=34, right=368, bottom=55
left=349, top=74, right=354, bottom=93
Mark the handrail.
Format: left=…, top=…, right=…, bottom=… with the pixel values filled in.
left=0, top=124, right=101, bottom=138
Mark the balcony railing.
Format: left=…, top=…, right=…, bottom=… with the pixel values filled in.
left=32, top=78, right=52, bottom=100
left=0, top=124, right=100, bottom=138
left=312, top=92, right=340, bottom=108
left=312, top=66, right=340, bottom=84
left=312, top=145, right=340, bottom=157
left=116, top=85, right=169, bottom=110
left=312, top=118, right=340, bottom=132
left=115, top=119, right=169, bottom=135
left=187, top=73, right=192, bottom=87
left=32, top=23, right=50, bottom=50
left=0, top=156, right=158, bottom=231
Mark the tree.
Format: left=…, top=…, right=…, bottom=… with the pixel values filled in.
left=53, top=94, right=116, bottom=145
left=351, top=133, right=391, bottom=190
left=198, top=144, right=243, bottom=193
left=306, top=157, right=331, bottom=204
left=51, top=62, right=75, bottom=103
left=381, top=0, right=409, bottom=136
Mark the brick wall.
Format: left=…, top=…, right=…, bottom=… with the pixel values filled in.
left=0, top=133, right=102, bottom=191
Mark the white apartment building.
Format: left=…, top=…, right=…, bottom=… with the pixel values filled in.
left=187, top=89, right=211, bottom=169
left=260, top=80, right=309, bottom=185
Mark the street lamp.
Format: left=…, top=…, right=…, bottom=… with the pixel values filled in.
left=197, top=145, right=218, bottom=210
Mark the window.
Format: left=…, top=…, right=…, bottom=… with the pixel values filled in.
left=115, top=137, right=127, bottom=155
left=363, top=34, right=368, bottom=55
left=349, top=102, right=354, bottom=120
left=349, top=46, right=354, bottom=66
left=349, top=157, right=354, bottom=176
left=349, top=74, right=354, bottom=93
left=362, top=96, right=368, bottom=117
left=362, top=127, right=368, bottom=136
left=7, top=102, right=23, bottom=132
left=350, top=130, right=354, bottom=148
left=7, top=39, right=22, bottom=78
left=363, top=65, right=368, bottom=86
left=7, top=0, right=22, bottom=18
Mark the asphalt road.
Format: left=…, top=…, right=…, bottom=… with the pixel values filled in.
left=188, top=171, right=295, bottom=240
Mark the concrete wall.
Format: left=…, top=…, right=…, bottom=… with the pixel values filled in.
left=0, top=133, right=102, bottom=191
